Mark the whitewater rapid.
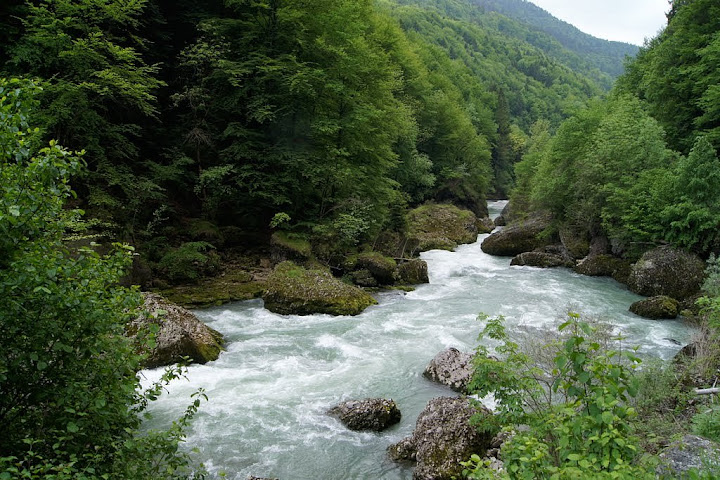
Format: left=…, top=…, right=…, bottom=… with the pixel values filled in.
left=141, top=201, right=691, bottom=479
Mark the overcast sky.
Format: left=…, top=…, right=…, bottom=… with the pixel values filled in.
left=527, top=0, right=670, bottom=45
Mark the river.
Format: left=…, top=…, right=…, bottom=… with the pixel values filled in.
left=141, top=200, right=692, bottom=479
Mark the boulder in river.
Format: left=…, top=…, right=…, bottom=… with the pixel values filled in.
left=423, top=348, right=475, bottom=393
left=355, top=252, right=397, bottom=285
left=407, top=204, right=479, bottom=252
left=629, top=295, right=679, bottom=320
left=129, top=293, right=225, bottom=369
left=388, top=396, right=494, bottom=480
left=477, top=217, right=495, bottom=234
left=627, top=246, right=705, bottom=300
left=510, top=250, right=571, bottom=269
left=574, top=254, right=632, bottom=284
left=396, top=259, right=430, bottom=285
left=658, top=435, right=720, bottom=477
left=328, top=398, right=401, bottom=432
left=481, top=214, right=553, bottom=257
left=263, top=261, right=377, bottom=316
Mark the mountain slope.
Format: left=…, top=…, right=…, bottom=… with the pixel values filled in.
left=473, top=0, right=640, bottom=77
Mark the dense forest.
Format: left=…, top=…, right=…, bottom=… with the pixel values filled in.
left=3, top=0, right=720, bottom=478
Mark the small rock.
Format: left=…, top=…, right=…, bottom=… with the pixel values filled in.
left=478, top=217, right=495, bottom=234
left=629, top=295, right=679, bottom=319
left=423, top=348, right=475, bottom=393
left=328, top=398, right=401, bottom=432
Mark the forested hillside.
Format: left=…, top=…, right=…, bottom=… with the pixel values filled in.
left=0, top=0, right=610, bottom=277
left=513, top=0, right=720, bottom=258
left=472, top=0, right=639, bottom=76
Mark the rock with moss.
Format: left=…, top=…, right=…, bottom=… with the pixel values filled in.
left=629, top=295, right=679, bottom=319
left=559, top=226, right=590, bottom=259
left=129, top=293, right=224, bottom=369
left=574, top=254, right=632, bottom=284
left=396, top=259, right=429, bottom=285
left=270, top=231, right=313, bottom=264
left=263, top=261, right=377, bottom=316
left=627, top=246, right=706, bottom=300
left=423, top=348, right=474, bottom=393
left=158, top=269, right=265, bottom=308
left=328, top=398, right=401, bottom=432
left=355, top=252, right=397, bottom=285
left=388, top=396, right=494, bottom=480
left=477, top=217, right=495, bottom=234
left=407, top=204, right=479, bottom=252
left=481, top=214, right=553, bottom=257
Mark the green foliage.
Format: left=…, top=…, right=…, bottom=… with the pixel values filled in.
left=466, top=313, right=651, bottom=479
left=692, top=407, right=720, bottom=443
left=662, top=137, right=720, bottom=253
left=0, top=78, right=204, bottom=479
left=617, top=0, right=720, bottom=153
left=158, top=241, right=220, bottom=284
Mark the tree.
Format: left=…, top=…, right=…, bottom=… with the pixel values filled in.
left=5, top=0, right=165, bottom=233
left=662, top=136, right=720, bottom=253
left=0, top=78, right=202, bottom=479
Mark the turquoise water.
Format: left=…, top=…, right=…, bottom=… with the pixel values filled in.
left=141, top=201, right=692, bottom=479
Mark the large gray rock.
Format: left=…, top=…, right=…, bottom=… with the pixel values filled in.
left=388, top=397, right=494, bottom=480
left=424, top=348, right=475, bottom=393
left=481, top=215, right=553, bottom=257
left=129, top=293, right=224, bottom=369
left=328, top=398, right=401, bottom=432
left=658, top=435, right=720, bottom=477
left=627, top=246, right=706, bottom=300
left=629, top=295, right=679, bottom=319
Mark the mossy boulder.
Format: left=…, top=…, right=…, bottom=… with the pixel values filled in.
left=129, top=293, right=225, bottom=369
left=477, top=217, right=495, bottom=234
left=270, top=231, right=313, bottom=264
left=328, top=398, right=401, bottom=432
left=559, top=226, right=590, bottom=259
left=627, top=246, right=706, bottom=300
left=263, top=261, right=377, bottom=316
left=574, top=254, right=632, bottom=284
left=629, top=295, right=680, bottom=320
left=388, top=397, right=494, bottom=480
left=396, top=259, right=430, bottom=285
left=407, top=204, right=478, bottom=252
left=355, top=252, right=397, bottom=285
left=158, top=269, right=265, bottom=308
left=481, top=214, right=553, bottom=257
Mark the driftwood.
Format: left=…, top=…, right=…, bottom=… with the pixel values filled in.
left=695, top=387, right=720, bottom=395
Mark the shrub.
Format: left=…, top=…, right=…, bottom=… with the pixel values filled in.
left=159, top=241, right=220, bottom=284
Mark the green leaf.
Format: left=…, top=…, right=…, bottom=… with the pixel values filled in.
left=67, top=422, right=79, bottom=433
left=602, top=411, right=614, bottom=424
